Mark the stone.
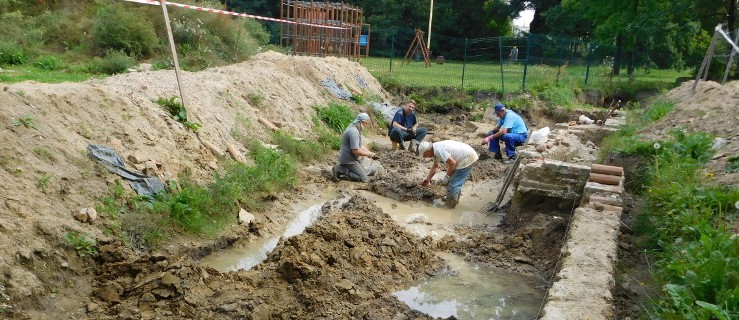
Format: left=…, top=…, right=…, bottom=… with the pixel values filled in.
left=128, top=151, right=149, bottom=164
left=238, top=209, right=254, bottom=225
left=87, top=302, right=100, bottom=313
left=84, top=207, right=98, bottom=222
left=207, top=160, right=218, bottom=170
left=73, top=210, right=88, bottom=223
left=140, top=292, right=156, bottom=302
left=711, top=137, right=727, bottom=150
left=109, top=138, right=121, bottom=146
left=160, top=272, right=180, bottom=286
left=96, top=284, right=121, bottom=303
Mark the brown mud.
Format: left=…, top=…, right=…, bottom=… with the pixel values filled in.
left=2, top=50, right=735, bottom=319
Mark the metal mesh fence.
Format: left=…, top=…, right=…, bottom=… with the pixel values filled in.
left=356, top=28, right=693, bottom=93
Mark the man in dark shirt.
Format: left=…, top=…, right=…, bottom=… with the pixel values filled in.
left=388, top=100, right=428, bottom=152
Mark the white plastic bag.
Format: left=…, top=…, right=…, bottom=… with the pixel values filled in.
left=578, top=115, right=595, bottom=124
left=530, top=127, right=550, bottom=144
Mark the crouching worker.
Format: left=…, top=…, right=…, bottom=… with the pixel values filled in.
left=332, top=113, right=381, bottom=182
left=418, top=140, right=479, bottom=208
left=389, top=100, right=428, bottom=152
left=482, top=103, right=528, bottom=164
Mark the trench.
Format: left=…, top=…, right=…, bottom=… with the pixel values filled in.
left=200, top=177, right=549, bottom=319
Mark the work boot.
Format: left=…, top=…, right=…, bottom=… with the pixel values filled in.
left=493, top=152, right=503, bottom=160
left=398, top=140, right=406, bottom=150
left=503, top=154, right=517, bottom=164
left=446, top=193, right=460, bottom=209
left=331, top=165, right=339, bottom=181
left=331, top=165, right=345, bottom=181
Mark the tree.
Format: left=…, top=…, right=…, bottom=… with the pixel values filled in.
left=560, top=0, right=709, bottom=76
left=507, top=0, right=561, bottom=34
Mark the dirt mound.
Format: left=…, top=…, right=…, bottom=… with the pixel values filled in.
left=647, top=80, right=739, bottom=186
left=0, top=51, right=390, bottom=315
left=86, top=194, right=443, bottom=319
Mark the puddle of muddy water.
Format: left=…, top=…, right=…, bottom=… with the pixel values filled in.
left=200, top=189, right=344, bottom=272
left=358, top=179, right=508, bottom=239
left=394, top=253, right=546, bottom=320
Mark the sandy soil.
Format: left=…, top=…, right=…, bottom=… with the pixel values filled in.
left=646, top=80, right=739, bottom=186
left=2, top=48, right=737, bottom=319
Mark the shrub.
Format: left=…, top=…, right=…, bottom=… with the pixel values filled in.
left=271, top=131, right=326, bottom=163
left=92, top=4, right=159, bottom=58
left=33, top=55, right=64, bottom=70
left=313, top=102, right=354, bottom=134
left=87, top=49, right=135, bottom=75
left=641, top=100, right=674, bottom=123
left=314, top=124, right=341, bottom=150
left=0, top=41, right=28, bottom=65
left=151, top=56, right=173, bottom=70
left=539, top=85, right=575, bottom=108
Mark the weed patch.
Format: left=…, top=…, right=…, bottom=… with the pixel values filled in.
left=641, top=100, right=674, bottom=123
left=156, top=96, right=202, bottom=132
left=314, top=102, right=354, bottom=134
left=64, top=231, right=97, bottom=257
left=119, top=143, right=297, bottom=243
left=11, top=115, right=37, bottom=130
left=37, top=174, right=51, bottom=193
left=247, top=93, right=264, bottom=108
left=616, top=130, right=739, bottom=318
left=271, top=131, right=326, bottom=163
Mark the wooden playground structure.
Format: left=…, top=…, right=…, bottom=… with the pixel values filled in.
left=279, top=0, right=369, bottom=60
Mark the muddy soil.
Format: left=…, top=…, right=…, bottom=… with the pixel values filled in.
left=6, top=50, right=733, bottom=319
left=85, top=195, right=445, bottom=319
left=0, top=51, right=567, bottom=319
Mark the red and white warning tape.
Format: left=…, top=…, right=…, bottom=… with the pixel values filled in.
left=121, top=0, right=350, bottom=30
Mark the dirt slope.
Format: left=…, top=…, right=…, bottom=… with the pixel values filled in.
left=0, top=51, right=390, bottom=316
left=647, top=80, right=739, bottom=186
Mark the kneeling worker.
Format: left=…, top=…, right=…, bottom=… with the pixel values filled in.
left=418, top=140, right=479, bottom=208
left=482, top=103, right=528, bottom=163
left=389, top=100, right=428, bottom=152
left=332, top=113, right=380, bottom=182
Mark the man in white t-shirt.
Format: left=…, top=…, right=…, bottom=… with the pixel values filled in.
left=417, top=140, right=479, bottom=208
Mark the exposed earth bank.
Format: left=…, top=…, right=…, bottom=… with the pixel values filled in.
left=1, top=50, right=737, bottom=319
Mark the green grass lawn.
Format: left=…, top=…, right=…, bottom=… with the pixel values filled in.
left=360, top=56, right=690, bottom=93
left=0, top=65, right=100, bottom=84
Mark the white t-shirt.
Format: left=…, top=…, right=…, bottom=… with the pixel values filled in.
left=432, top=140, right=478, bottom=169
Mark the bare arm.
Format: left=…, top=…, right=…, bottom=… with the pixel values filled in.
left=445, top=157, right=457, bottom=177
left=422, top=159, right=440, bottom=186
left=483, top=124, right=506, bottom=144
left=352, top=146, right=375, bottom=158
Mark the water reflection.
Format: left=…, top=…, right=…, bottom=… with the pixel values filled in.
left=393, top=253, right=544, bottom=320
left=201, top=195, right=348, bottom=272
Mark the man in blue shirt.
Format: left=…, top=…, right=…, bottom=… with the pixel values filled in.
left=388, top=100, right=428, bottom=152
left=482, top=103, right=528, bottom=163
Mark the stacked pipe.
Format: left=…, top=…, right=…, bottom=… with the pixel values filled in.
left=583, top=163, right=625, bottom=209
left=588, top=164, right=623, bottom=185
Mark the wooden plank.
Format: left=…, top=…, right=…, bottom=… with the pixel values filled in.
left=258, top=117, right=279, bottom=131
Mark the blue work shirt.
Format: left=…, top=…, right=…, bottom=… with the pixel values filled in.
left=497, top=110, right=528, bottom=134
left=388, top=109, right=417, bottom=135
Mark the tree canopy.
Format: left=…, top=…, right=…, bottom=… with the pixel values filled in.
left=221, top=0, right=737, bottom=74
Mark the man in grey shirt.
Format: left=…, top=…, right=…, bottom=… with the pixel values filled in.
left=333, top=113, right=379, bottom=182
